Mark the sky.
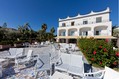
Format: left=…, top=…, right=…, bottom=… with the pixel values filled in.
left=0, top=0, right=118, bottom=34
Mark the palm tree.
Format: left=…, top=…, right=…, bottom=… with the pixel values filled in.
left=49, top=27, right=55, bottom=41
left=18, top=23, right=35, bottom=42
left=41, top=23, right=47, bottom=31
left=37, top=24, right=48, bottom=42
left=50, top=27, right=55, bottom=34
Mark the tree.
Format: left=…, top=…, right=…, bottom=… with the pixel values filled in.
left=41, top=23, right=47, bottom=31
left=49, top=27, right=55, bottom=41
left=37, top=23, right=48, bottom=42
left=50, top=27, right=55, bottom=34
left=2, top=22, right=7, bottom=28
left=18, top=23, right=35, bottom=42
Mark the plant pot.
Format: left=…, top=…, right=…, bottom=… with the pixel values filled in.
left=0, top=45, right=11, bottom=50
left=14, top=44, right=22, bottom=47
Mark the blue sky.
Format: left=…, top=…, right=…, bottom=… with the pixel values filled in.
left=0, top=0, right=118, bottom=34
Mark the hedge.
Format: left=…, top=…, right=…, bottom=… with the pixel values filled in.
left=77, top=37, right=119, bottom=68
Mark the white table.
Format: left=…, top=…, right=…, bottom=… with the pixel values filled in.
left=50, top=71, right=73, bottom=79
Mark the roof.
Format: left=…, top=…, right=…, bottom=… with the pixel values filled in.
left=59, top=7, right=110, bottom=22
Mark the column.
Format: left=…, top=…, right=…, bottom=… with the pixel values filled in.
left=91, top=27, right=94, bottom=36
left=66, top=29, right=68, bottom=36
left=77, top=28, right=79, bottom=36
left=66, top=39, right=69, bottom=43
left=56, top=38, right=59, bottom=42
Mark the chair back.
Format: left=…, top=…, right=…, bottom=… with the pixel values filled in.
left=0, top=65, right=2, bottom=78
left=65, top=44, right=69, bottom=49
left=70, top=44, right=76, bottom=50
left=104, top=66, right=119, bottom=79
left=51, top=44, right=56, bottom=53
left=35, top=54, right=50, bottom=71
left=16, top=48, right=24, bottom=57
left=70, top=54, right=83, bottom=67
left=41, top=42, right=44, bottom=45
left=9, top=48, right=17, bottom=56
left=27, top=50, right=33, bottom=60
left=61, top=53, right=70, bottom=65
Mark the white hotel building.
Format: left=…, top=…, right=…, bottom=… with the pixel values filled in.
left=57, top=7, right=115, bottom=43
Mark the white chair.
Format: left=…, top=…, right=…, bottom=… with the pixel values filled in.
left=55, top=53, right=70, bottom=72
left=103, top=66, right=119, bottom=79
left=84, top=66, right=119, bottom=79
left=50, top=71, right=73, bottom=79
left=40, top=42, right=44, bottom=46
left=0, top=65, right=2, bottom=78
left=9, top=48, right=17, bottom=56
left=68, top=54, right=84, bottom=77
left=45, top=41, right=50, bottom=45
left=56, top=53, right=84, bottom=77
left=15, top=50, right=33, bottom=69
left=59, top=43, right=72, bottom=53
left=83, top=70, right=105, bottom=79
left=2, top=48, right=24, bottom=59
left=69, top=44, right=76, bottom=51
left=34, top=54, right=50, bottom=78
left=50, top=44, right=61, bottom=64
left=16, top=48, right=24, bottom=57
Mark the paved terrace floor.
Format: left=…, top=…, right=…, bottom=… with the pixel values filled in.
left=0, top=45, right=100, bottom=79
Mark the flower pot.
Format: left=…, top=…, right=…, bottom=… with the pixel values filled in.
left=0, top=45, right=11, bottom=50
left=14, top=44, right=22, bottom=47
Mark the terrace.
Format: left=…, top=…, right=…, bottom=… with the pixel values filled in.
left=0, top=42, right=118, bottom=79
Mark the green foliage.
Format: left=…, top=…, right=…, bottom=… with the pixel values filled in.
left=0, top=22, right=55, bottom=45
left=78, top=37, right=119, bottom=68
left=0, top=40, right=13, bottom=45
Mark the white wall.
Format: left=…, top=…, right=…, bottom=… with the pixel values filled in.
left=58, top=7, right=112, bottom=37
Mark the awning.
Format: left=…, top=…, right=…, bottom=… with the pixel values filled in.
left=56, top=36, right=117, bottom=39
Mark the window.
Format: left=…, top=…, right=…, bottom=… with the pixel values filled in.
left=62, top=23, right=66, bottom=27
left=71, top=22, right=75, bottom=26
left=96, top=17, right=102, bottom=23
left=83, top=31, right=88, bottom=36
left=70, top=31, right=75, bottom=36
left=63, top=32, right=65, bottom=36
left=83, top=20, right=88, bottom=24
left=95, top=31, right=101, bottom=35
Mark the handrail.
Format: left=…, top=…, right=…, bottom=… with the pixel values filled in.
left=59, top=20, right=110, bottom=27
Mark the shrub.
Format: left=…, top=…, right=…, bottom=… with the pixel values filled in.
left=0, top=40, right=13, bottom=45
left=14, top=40, right=23, bottom=44
left=77, top=37, right=118, bottom=68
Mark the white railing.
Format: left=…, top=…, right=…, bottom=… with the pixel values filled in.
left=59, top=20, right=110, bottom=27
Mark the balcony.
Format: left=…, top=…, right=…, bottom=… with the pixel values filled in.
left=59, top=20, right=110, bottom=27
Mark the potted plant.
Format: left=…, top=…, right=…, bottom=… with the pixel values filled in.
left=14, top=40, right=23, bottom=47
left=0, top=41, right=11, bottom=50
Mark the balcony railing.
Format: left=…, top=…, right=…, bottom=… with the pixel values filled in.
left=59, top=20, right=110, bottom=27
